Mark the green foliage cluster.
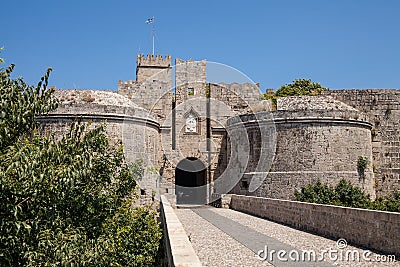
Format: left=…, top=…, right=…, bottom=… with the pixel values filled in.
left=0, top=65, right=162, bottom=266
left=275, top=79, right=329, bottom=97
left=374, top=191, right=400, bottom=212
left=294, top=179, right=400, bottom=212
left=262, top=79, right=329, bottom=108
left=0, top=65, right=58, bottom=152
left=357, top=156, right=368, bottom=174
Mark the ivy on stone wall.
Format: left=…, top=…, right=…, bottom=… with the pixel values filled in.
left=357, top=156, right=369, bottom=180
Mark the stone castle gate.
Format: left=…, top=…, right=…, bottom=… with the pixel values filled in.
left=39, top=54, right=400, bottom=203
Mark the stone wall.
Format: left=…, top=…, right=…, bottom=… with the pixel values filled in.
left=136, top=54, right=171, bottom=83
left=227, top=109, right=375, bottom=199
left=119, top=54, right=172, bottom=124
left=277, top=95, right=358, bottom=111
left=118, top=80, right=137, bottom=99
left=175, top=59, right=206, bottom=105
left=117, top=56, right=264, bottom=194
left=229, top=194, right=400, bottom=257
left=38, top=90, right=161, bottom=191
left=210, top=83, right=254, bottom=115
left=118, top=80, right=172, bottom=122
left=48, top=56, right=400, bottom=202
left=133, top=80, right=173, bottom=121
left=215, top=82, right=261, bottom=111
left=324, top=90, right=400, bottom=196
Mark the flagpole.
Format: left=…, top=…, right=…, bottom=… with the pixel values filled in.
left=146, top=17, right=155, bottom=55
left=152, top=16, right=155, bottom=55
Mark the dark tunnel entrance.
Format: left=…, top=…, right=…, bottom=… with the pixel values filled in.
left=175, top=157, right=206, bottom=205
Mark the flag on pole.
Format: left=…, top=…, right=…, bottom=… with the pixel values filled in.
left=145, top=17, right=155, bottom=55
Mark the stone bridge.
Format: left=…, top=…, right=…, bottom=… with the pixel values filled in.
left=159, top=195, right=400, bottom=267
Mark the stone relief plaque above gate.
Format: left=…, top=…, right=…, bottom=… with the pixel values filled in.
left=184, top=107, right=199, bottom=133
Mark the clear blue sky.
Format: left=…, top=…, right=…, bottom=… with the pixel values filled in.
left=1, top=0, right=399, bottom=92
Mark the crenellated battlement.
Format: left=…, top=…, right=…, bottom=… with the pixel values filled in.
left=137, top=54, right=171, bottom=67
left=136, top=54, right=172, bottom=83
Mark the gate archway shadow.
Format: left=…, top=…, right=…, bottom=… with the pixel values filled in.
left=175, top=157, right=206, bottom=205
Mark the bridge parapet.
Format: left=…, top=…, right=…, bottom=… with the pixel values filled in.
left=160, top=195, right=202, bottom=266
left=229, top=194, right=400, bottom=257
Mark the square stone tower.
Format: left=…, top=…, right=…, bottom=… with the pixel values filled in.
left=136, top=54, right=171, bottom=84
left=175, top=58, right=206, bottom=105
left=174, top=58, right=208, bottom=158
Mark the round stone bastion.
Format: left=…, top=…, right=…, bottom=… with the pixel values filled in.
left=37, top=90, right=160, bottom=170
left=227, top=108, right=375, bottom=200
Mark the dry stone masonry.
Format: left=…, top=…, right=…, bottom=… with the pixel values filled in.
left=39, top=54, right=400, bottom=202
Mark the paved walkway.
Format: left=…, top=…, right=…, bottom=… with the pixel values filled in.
left=175, top=207, right=399, bottom=267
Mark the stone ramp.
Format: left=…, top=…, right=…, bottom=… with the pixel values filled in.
left=175, top=207, right=399, bottom=267
left=175, top=208, right=271, bottom=266
left=192, top=208, right=331, bottom=267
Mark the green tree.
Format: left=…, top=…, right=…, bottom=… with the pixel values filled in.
left=275, top=78, right=329, bottom=97
left=262, top=78, right=329, bottom=109
left=0, top=65, right=161, bottom=266
left=0, top=65, right=58, bottom=152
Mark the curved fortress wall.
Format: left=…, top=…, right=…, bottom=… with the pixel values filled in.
left=227, top=109, right=375, bottom=200
left=324, top=90, right=400, bottom=197
left=37, top=90, right=160, bottom=190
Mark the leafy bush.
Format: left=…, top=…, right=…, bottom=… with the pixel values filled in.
left=0, top=65, right=162, bottom=266
left=373, top=191, right=400, bottom=212
left=294, top=180, right=339, bottom=205
left=275, top=79, right=329, bottom=97
left=334, top=179, right=372, bottom=209
left=262, top=78, right=329, bottom=107
left=294, top=179, right=400, bottom=212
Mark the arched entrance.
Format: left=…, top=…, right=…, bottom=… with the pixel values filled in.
left=175, top=157, right=207, bottom=205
